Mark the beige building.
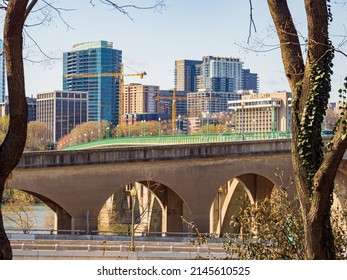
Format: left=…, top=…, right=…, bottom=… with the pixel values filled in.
left=228, top=91, right=292, bottom=132
left=123, top=83, right=159, bottom=115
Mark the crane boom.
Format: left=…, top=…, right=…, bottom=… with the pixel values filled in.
left=153, top=89, right=218, bottom=132
left=64, top=63, right=146, bottom=124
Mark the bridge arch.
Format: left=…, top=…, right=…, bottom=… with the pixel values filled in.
left=3, top=188, right=71, bottom=232
left=97, top=179, right=192, bottom=235
left=209, top=172, right=281, bottom=236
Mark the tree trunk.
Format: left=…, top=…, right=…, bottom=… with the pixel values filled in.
left=0, top=0, right=29, bottom=260
left=267, top=0, right=347, bottom=259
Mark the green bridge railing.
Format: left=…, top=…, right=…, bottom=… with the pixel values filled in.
left=62, top=131, right=292, bottom=151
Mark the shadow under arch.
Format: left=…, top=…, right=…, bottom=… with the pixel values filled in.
left=98, top=179, right=193, bottom=235
left=210, top=172, right=281, bottom=236
left=3, top=189, right=72, bottom=233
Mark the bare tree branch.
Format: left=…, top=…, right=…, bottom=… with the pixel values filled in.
left=95, top=0, right=166, bottom=21
left=24, top=0, right=38, bottom=20
left=23, top=29, right=60, bottom=62
left=248, top=0, right=257, bottom=43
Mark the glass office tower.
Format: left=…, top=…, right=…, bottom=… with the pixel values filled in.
left=63, top=41, right=122, bottom=125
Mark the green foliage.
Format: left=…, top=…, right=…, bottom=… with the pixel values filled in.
left=184, top=179, right=347, bottom=260
left=224, top=188, right=346, bottom=260
left=297, top=46, right=334, bottom=189
left=227, top=187, right=306, bottom=260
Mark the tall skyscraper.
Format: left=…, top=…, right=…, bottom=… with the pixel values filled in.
left=63, top=41, right=122, bottom=125
left=36, top=90, right=88, bottom=142
left=0, top=39, right=6, bottom=103
left=242, top=69, right=259, bottom=92
left=175, top=60, right=202, bottom=92
left=197, top=56, right=243, bottom=92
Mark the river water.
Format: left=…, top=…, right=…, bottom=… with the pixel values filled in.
left=2, top=204, right=55, bottom=232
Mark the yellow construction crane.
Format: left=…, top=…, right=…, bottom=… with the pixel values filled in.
left=64, top=63, right=146, bottom=123
left=153, top=88, right=218, bottom=131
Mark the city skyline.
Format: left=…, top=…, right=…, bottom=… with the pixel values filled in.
left=0, top=1, right=346, bottom=101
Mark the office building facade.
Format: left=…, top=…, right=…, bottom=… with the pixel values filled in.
left=0, top=96, right=36, bottom=122
left=63, top=41, right=122, bottom=125
left=123, top=83, right=159, bottom=115
left=187, top=89, right=242, bottom=117
left=175, top=56, right=259, bottom=94
left=155, top=90, right=188, bottom=117
left=36, top=90, right=87, bottom=142
left=196, top=56, right=243, bottom=92
left=228, top=91, right=292, bottom=133
left=175, top=59, right=202, bottom=92
left=242, top=69, right=259, bottom=92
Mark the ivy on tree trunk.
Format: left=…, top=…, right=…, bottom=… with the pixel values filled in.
left=267, top=0, right=347, bottom=259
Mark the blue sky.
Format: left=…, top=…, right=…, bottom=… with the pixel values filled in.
left=2, top=0, right=347, bottom=101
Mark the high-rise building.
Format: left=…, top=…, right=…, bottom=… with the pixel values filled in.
left=155, top=90, right=188, bottom=117
left=242, top=69, right=259, bottom=92
left=174, top=59, right=202, bottom=92
left=187, top=89, right=242, bottom=117
left=27, top=96, right=37, bottom=122
left=0, top=96, right=36, bottom=122
left=0, top=39, right=5, bottom=103
left=123, top=83, right=159, bottom=115
left=228, top=91, right=292, bottom=132
left=63, top=41, right=122, bottom=125
left=36, top=90, right=88, bottom=142
left=196, top=56, right=243, bottom=92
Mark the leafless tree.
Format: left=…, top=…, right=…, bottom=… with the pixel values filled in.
left=0, top=0, right=166, bottom=260
left=265, top=0, right=347, bottom=259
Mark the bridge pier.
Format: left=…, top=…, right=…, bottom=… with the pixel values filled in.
left=54, top=206, right=72, bottom=233
left=151, top=187, right=185, bottom=234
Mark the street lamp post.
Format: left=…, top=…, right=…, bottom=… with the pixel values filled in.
left=144, top=120, right=146, bottom=136
left=178, top=115, right=181, bottom=135
left=218, top=186, right=223, bottom=237
left=116, top=125, right=119, bottom=138
left=241, top=101, right=245, bottom=140
left=130, top=187, right=137, bottom=252
left=206, top=111, right=209, bottom=136
left=202, top=112, right=205, bottom=135
left=105, top=127, right=110, bottom=139
left=272, top=101, right=277, bottom=134
left=234, top=108, right=237, bottom=134
left=158, top=117, right=161, bottom=136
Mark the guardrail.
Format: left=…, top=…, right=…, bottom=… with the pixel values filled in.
left=6, top=228, right=244, bottom=240
left=62, top=131, right=292, bottom=151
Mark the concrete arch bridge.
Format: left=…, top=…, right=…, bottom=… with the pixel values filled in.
left=6, top=139, right=347, bottom=235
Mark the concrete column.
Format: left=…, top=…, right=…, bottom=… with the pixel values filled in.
left=54, top=206, right=72, bottom=233
left=161, top=188, right=184, bottom=233
left=190, top=212, right=210, bottom=234
left=162, top=205, right=168, bottom=236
